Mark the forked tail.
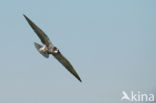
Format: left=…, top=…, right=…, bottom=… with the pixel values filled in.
left=34, top=42, right=49, bottom=58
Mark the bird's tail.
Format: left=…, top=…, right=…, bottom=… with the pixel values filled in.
left=34, top=42, right=49, bottom=58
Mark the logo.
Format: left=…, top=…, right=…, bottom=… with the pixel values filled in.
left=121, top=91, right=155, bottom=102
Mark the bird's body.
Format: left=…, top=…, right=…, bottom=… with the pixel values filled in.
left=39, top=44, right=58, bottom=54
left=24, top=15, right=82, bottom=82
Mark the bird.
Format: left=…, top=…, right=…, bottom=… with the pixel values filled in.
left=23, top=14, right=82, bottom=82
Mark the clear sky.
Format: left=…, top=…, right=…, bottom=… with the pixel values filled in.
left=0, top=0, right=156, bottom=103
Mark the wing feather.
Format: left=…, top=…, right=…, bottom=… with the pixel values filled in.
left=24, top=15, right=53, bottom=46
left=53, top=52, right=82, bottom=82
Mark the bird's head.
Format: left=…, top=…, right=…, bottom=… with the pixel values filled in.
left=53, top=47, right=59, bottom=53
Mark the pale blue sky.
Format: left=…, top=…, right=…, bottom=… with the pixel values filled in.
left=0, top=0, right=156, bottom=103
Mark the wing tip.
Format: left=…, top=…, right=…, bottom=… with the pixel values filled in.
left=78, top=78, right=82, bottom=82
left=75, top=75, right=82, bottom=82
left=23, top=14, right=27, bottom=19
left=23, top=14, right=30, bottom=22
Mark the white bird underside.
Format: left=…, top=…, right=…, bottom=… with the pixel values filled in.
left=34, top=42, right=49, bottom=58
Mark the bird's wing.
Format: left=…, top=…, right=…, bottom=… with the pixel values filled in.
left=23, top=15, right=53, bottom=46
left=53, top=52, right=82, bottom=82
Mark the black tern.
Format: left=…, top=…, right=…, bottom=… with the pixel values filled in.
left=24, top=15, right=82, bottom=82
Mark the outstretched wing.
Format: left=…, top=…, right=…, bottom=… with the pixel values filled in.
left=34, top=42, right=49, bottom=58
left=53, top=52, right=82, bottom=82
left=24, top=15, right=53, bottom=46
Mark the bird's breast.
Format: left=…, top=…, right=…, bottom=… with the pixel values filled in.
left=47, top=45, right=54, bottom=54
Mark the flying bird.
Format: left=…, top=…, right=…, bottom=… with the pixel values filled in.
left=23, top=15, right=82, bottom=82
